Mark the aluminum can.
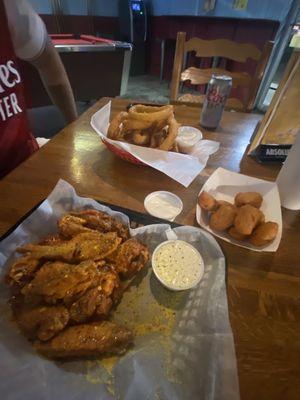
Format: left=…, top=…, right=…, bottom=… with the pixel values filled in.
left=200, top=75, right=232, bottom=129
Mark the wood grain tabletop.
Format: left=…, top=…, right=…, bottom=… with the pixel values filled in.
left=0, top=97, right=299, bottom=400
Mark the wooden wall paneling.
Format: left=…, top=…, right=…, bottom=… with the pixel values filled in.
left=234, top=19, right=279, bottom=48
left=205, top=18, right=237, bottom=40
left=193, top=17, right=209, bottom=39
left=167, top=16, right=186, bottom=39
left=40, top=14, right=59, bottom=33
left=60, top=15, right=94, bottom=35
left=93, top=16, right=119, bottom=37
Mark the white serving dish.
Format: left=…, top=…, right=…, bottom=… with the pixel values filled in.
left=196, top=167, right=282, bottom=252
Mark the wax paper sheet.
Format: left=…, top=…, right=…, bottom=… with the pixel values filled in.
left=90, top=101, right=220, bottom=187
left=0, top=180, right=239, bottom=400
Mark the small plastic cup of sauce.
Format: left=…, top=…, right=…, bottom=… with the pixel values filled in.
left=176, top=126, right=203, bottom=154
left=152, top=240, right=205, bottom=291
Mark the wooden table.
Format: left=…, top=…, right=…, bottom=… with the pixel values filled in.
left=0, top=98, right=299, bottom=400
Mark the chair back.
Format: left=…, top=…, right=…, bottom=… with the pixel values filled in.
left=170, top=31, right=273, bottom=111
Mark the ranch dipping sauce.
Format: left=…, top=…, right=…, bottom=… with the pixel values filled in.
left=144, top=191, right=183, bottom=221
left=145, top=196, right=180, bottom=221
left=176, top=126, right=202, bottom=154
left=152, top=240, right=204, bottom=291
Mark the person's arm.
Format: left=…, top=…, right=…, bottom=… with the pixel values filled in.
left=4, top=0, right=77, bottom=123
left=30, top=37, right=77, bottom=123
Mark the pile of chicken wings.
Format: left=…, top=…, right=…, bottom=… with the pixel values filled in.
left=6, top=209, right=149, bottom=359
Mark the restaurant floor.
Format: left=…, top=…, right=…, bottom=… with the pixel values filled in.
left=121, top=75, right=170, bottom=103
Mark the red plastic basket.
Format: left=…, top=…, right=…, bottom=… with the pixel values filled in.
left=101, top=138, right=146, bottom=166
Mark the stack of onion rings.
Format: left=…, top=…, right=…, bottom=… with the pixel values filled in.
left=107, top=104, right=180, bottom=152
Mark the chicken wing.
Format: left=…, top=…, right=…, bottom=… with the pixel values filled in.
left=69, top=287, right=113, bottom=323
left=17, top=231, right=122, bottom=263
left=21, top=260, right=100, bottom=304
left=6, top=256, right=41, bottom=288
left=35, top=321, right=133, bottom=358
left=97, top=264, right=120, bottom=297
left=58, top=215, right=95, bottom=238
left=69, top=209, right=129, bottom=241
left=38, top=235, right=66, bottom=246
left=108, top=238, right=149, bottom=279
left=6, top=208, right=150, bottom=361
left=69, top=266, right=119, bottom=323
left=16, top=305, right=69, bottom=341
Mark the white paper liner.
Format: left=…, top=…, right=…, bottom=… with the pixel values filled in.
left=0, top=180, right=239, bottom=400
left=90, top=101, right=219, bottom=187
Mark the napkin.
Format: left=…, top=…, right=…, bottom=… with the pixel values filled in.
left=91, top=101, right=219, bottom=187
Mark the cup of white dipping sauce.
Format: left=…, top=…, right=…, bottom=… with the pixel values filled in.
left=176, top=126, right=203, bottom=154
left=144, top=191, right=183, bottom=221
left=152, top=240, right=204, bottom=291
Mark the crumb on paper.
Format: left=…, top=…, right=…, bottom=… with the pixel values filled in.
left=85, top=268, right=185, bottom=392
left=85, top=358, right=116, bottom=396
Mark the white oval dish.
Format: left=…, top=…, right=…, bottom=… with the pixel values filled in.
left=152, top=239, right=205, bottom=291
left=176, top=126, right=203, bottom=154
left=144, top=191, right=183, bottom=221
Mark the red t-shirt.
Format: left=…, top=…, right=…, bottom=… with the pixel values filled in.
left=0, top=1, right=38, bottom=179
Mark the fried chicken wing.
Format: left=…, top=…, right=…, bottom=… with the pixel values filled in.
left=69, top=287, right=113, bottom=323
left=69, top=266, right=119, bottom=323
left=6, top=208, right=150, bottom=361
left=35, top=321, right=133, bottom=359
left=17, top=232, right=122, bottom=263
left=16, top=305, right=69, bottom=341
left=95, top=296, right=113, bottom=318
left=109, top=238, right=149, bottom=279
left=21, top=261, right=100, bottom=304
left=97, top=265, right=120, bottom=296
left=69, top=209, right=130, bottom=241
left=6, top=256, right=41, bottom=288
left=58, top=215, right=95, bottom=238
left=17, top=243, right=75, bottom=262
left=38, top=235, right=66, bottom=246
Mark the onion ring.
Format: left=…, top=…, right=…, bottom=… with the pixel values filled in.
left=171, top=142, right=179, bottom=152
left=158, top=116, right=179, bottom=151
left=107, top=104, right=180, bottom=153
left=149, top=130, right=166, bottom=148
left=122, top=118, right=153, bottom=132
left=128, top=104, right=173, bottom=123
left=132, top=131, right=151, bottom=146
left=107, top=112, right=128, bottom=139
left=130, top=104, right=172, bottom=114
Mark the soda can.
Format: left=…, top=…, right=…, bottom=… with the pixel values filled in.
left=200, top=75, right=232, bottom=129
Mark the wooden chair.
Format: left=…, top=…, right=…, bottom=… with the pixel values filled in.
left=170, top=32, right=273, bottom=112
